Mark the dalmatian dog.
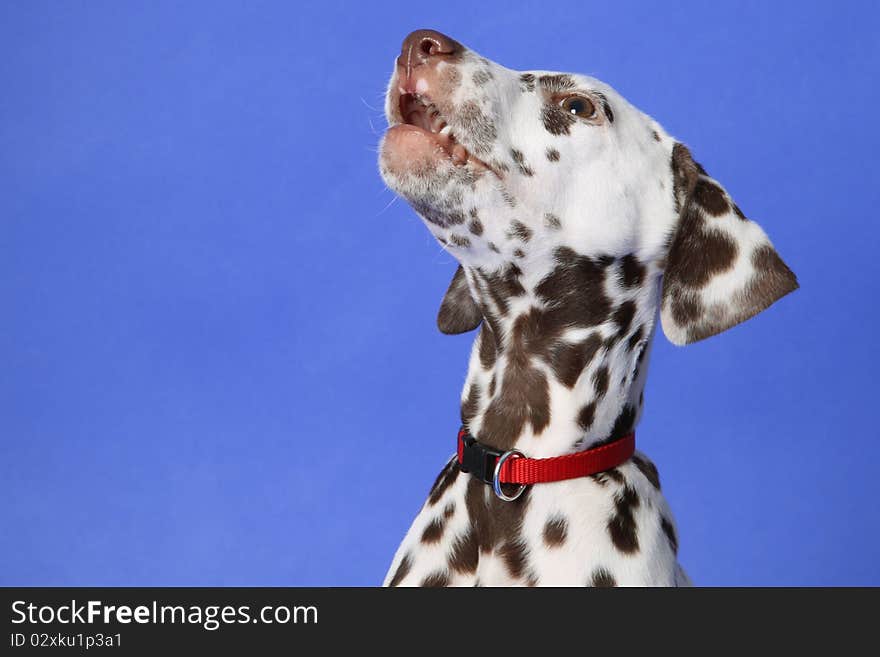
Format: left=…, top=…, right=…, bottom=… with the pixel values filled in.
left=377, top=30, right=797, bottom=586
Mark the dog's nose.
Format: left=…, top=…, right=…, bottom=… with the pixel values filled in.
left=399, top=29, right=461, bottom=72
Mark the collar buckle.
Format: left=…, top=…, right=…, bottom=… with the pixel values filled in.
left=457, top=431, right=527, bottom=502
left=458, top=431, right=503, bottom=485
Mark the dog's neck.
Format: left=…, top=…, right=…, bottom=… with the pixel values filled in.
left=458, top=252, right=661, bottom=458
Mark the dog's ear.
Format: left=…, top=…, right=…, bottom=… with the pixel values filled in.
left=660, top=143, right=798, bottom=345
left=437, top=265, right=482, bottom=334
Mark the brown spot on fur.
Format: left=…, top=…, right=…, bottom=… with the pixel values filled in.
left=652, top=130, right=661, bottom=142
left=444, top=503, right=455, bottom=519
left=468, top=218, right=484, bottom=236
left=519, top=72, right=536, bottom=92
left=446, top=210, right=466, bottom=225
left=478, top=325, right=497, bottom=369
left=464, top=477, right=531, bottom=560
left=464, top=479, right=493, bottom=554
left=609, top=404, right=637, bottom=440
left=594, top=91, right=614, bottom=123
left=544, top=213, right=562, bottom=230
left=428, top=457, right=460, bottom=506
left=479, top=321, right=551, bottom=447
left=606, top=468, right=625, bottom=483
left=749, top=245, right=799, bottom=304
left=510, top=149, right=533, bottom=177
left=477, top=263, right=526, bottom=317
left=631, top=454, right=661, bottom=490
left=634, top=343, right=648, bottom=379
left=550, top=333, right=602, bottom=388
left=590, top=568, right=617, bottom=587
left=671, top=295, right=703, bottom=325
left=578, top=402, right=596, bottom=431
left=661, top=516, right=678, bottom=554
left=457, top=101, right=497, bottom=156
left=421, top=571, right=449, bottom=587
left=449, top=234, right=471, bottom=248
left=608, top=485, right=640, bottom=554
left=499, top=540, right=529, bottom=579
left=613, top=301, right=636, bottom=336
left=593, top=468, right=625, bottom=487
left=513, top=248, right=525, bottom=258
left=536, top=247, right=613, bottom=328
left=461, top=383, right=481, bottom=426
left=546, top=147, right=560, bottom=162
left=542, top=104, right=576, bottom=135
left=671, top=142, right=704, bottom=212
left=421, top=517, right=445, bottom=544
left=620, top=255, right=645, bottom=288
left=665, top=206, right=738, bottom=288
left=626, top=326, right=644, bottom=352
left=475, top=295, right=505, bottom=345
left=543, top=516, right=568, bottom=547
left=592, top=366, right=610, bottom=398
left=448, top=528, right=479, bottom=574
left=472, top=69, right=493, bottom=86
left=508, top=220, right=532, bottom=242
left=693, top=179, right=729, bottom=216
left=388, top=553, right=412, bottom=587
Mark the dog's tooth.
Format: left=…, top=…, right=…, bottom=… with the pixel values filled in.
left=439, top=125, right=452, bottom=136
left=452, top=144, right=468, bottom=165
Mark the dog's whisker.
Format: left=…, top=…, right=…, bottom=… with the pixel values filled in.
left=375, top=194, right=399, bottom=216
left=367, top=116, right=382, bottom=136
left=360, top=96, right=384, bottom=114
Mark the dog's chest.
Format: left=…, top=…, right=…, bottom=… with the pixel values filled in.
left=387, top=451, right=682, bottom=586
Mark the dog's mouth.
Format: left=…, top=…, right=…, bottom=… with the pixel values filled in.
left=397, top=93, right=498, bottom=177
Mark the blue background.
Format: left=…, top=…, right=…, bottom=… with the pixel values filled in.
left=2, top=0, right=878, bottom=586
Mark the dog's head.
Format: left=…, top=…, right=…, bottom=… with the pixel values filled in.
left=379, top=30, right=796, bottom=346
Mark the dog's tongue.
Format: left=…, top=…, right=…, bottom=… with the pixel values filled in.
left=408, top=110, right=432, bottom=131
left=401, top=95, right=432, bottom=131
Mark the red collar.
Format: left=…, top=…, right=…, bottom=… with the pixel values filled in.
left=457, top=427, right=635, bottom=501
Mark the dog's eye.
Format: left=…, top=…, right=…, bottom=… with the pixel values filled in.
left=560, top=96, right=596, bottom=119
